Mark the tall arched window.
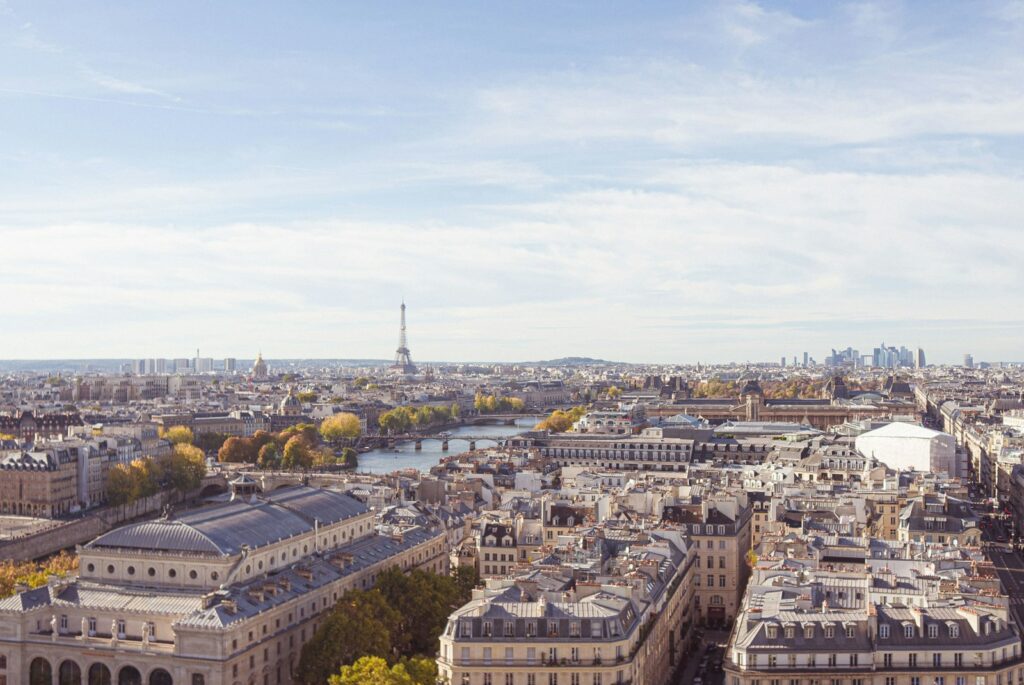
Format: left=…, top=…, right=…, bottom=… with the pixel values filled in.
left=30, top=657, right=53, bottom=685
left=148, top=669, right=173, bottom=685
left=88, top=664, right=112, bottom=685
left=117, top=666, right=142, bottom=685
left=59, top=660, right=82, bottom=685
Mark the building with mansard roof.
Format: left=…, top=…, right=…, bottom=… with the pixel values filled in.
left=0, top=482, right=448, bottom=685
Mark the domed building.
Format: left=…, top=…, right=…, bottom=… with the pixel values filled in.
left=251, top=352, right=269, bottom=380
left=279, top=387, right=302, bottom=417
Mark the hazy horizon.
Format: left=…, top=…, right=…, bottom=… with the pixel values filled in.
left=2, top=2, right=1022, bottom=362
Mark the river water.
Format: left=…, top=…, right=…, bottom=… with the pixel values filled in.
left=355, top=417, right=540, bottom=474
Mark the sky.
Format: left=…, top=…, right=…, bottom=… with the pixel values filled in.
left=1, top=1, right=1023, bottom=364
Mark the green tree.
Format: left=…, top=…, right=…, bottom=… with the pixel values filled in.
left=106, top=463, right=135, bottom=507
left=131, top=457, right=161, bottom=499
left=340, top=447, right=359, bottom=469
left=194, top=431, right=229, bottom=453
left=163, top=425, right=194, bottom=445
left=606, top=386, right=623, bottom=399
left=329, top=656, right=435, bottom=685
left=167, top=443, right=207, bottom=495
left=376, top=567, right=470, bottom=656
left=297, top=590, right=402, bottom=685
left=257, top=442, right=281, bottom=469
left=297, top=390, right=318, bottom=403
left=320, top=413, right=362, bottom=444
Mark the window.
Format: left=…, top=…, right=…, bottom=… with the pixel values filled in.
left=784, top=625, right=794, bottom=639
left=879, top=624, right=890, bottom=639
left=928, top=624, right=938, bottom=638
left=824, top=625, right=835, bottom=639
left=804, top=625, right=814, bottom=639
left=192, top=676, right=206, bottom=685
left=950, top=624, right=960, bottom=638
left=934, top=653, right=942, bottom=667
left=846, top=625, right=855, bottom=638
left=883, top=654, right=892, bottom=667
left=850, top=654, right=858, bottom=666
left=905, top=624, right=915, bottom=638
left=827, top=654, right=836, bottom=667
left=909, top=654, right=917, bottom=667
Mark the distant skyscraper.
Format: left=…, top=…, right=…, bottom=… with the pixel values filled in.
left=155, top=358, right=167, bottom=374
left=802, top=351, right=809, bottom=367
left=780, top=356, right=786, bottom=367
left=173, top=358, right=190, bottom=373
left=964, top=353, right=974, bottom=369
left=133, top=359, right=145, bottom=375
left=224, top=357, right=237, bottom=373
left=391, top=301, right=417, bottom=374
left=915, top=348, right=926, bottom=369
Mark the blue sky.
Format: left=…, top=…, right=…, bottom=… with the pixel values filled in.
left=1, top=1, right=1022, bottom=363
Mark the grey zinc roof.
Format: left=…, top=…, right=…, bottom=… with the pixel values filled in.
left=88, top=485, right=369, bottom=556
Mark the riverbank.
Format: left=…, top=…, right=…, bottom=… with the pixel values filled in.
left=355, top=418, right=539, bottom=473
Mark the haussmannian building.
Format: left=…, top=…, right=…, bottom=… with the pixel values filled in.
left=438, top=530, right=696, bottom=685
left=0, top=480, right=448, bottom=685
left=725, top=566, right=1023, bottom=685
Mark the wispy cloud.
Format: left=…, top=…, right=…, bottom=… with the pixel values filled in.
left=80, top=67, right=181, bottom=102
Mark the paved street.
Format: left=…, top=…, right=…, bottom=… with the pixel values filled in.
left=675, top=630, right=728, bottom=685
left=986, top=543, right=1024, bottom=631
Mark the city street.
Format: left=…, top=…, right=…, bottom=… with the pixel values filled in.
left=675, top=631, right=728, bottom=685
left=986, top=543, right=1024, bottom=631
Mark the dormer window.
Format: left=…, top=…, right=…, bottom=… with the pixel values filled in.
left=804, top=625, right=815, bottom=639
left=879, top=624, right=890, bottom=639
left=824, top=625, right=834, bottom=639
left=766, top=625, right=778, bottom=639
left=928, top=624, right=938, bottom=639
left=784, top=625, right=794, bottom=639
left=948, top=623, right=959, bottom=638
left=904, top=624, right=915, bottom=638
left=845, top=625, right=855, bottom=638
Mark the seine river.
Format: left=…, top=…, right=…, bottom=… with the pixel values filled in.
left=355, top=417, right=540, bottom=474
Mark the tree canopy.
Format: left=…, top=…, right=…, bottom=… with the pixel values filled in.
left=378, top=404, right=458, bottom=434
left=473, top=393, right=525, bottom=414
left=320, top=412, right=362, bottom=444
left=166, top=443, right=207, bottom=492
left=297, top=567, right=476, bottom=685
left=162, top=425, right=194, bottom=445
left=536, top=405, right=588, bottom=432
left=328, top=657, right=435, bottom=685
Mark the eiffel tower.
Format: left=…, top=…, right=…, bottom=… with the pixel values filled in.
left=391, top=301, right=417, bottom=374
